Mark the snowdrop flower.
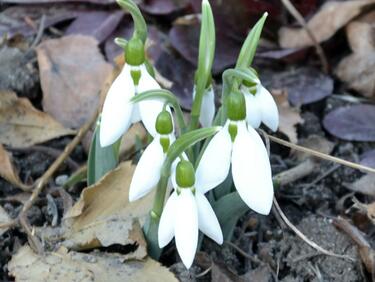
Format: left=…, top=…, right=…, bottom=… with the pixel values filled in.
left=195, top=90, right=274, bottom=215
left=100, top=37, right=165, bottom=147
left=193, top=84, right=215, bottom=128
left=158, top=160, right=223, bottom=268
left=241, top=77, right=279, bottom=131
left=129, top=110, right=174, bottom=202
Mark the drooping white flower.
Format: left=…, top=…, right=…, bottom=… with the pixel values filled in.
left=129, top=110, right=174, bottom=202
left=195, top=88, right=274, bottom=215
left=158, top=160, right=223, bottom=269
left=196, top=120, right=273, bottom=215
left=242, top=82, right=279, bottom=132
left=193, top=86, right=215, bottom=128
left=100, top=63, right=164, bottom=147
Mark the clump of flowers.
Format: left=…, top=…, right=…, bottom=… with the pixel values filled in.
left=89, top=0, right=279, bottom=269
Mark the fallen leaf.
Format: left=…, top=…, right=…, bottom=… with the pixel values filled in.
left=0, top=5, right=84, bottom=38
left=345, top=174, right=375, bottom=197
left=0, top=91, right=74, bottom=148
left=336, top=53, right=375, bottom=98
left=118, top=123, right=147, bottom=158
left=323, top=105, right=375, bottom=141
left=262, top=67, right=333, bottom=106
left=8, top=245, right=178, bottom=282
left=279, top=0, right=375, bottom=48
left=0, top=205, right=11, bottom=236
left=66, top=10, right=124, bottom=44
left=62, top=161, right=154, bottom=253
left=346, top=11, right=375, bottom=53
left=360, top=149, right=375, bottom=169
left=139, top=0, right=190, bottom=15
left=37, top=35, right=113, bottom=129
left=336, top=11, right=375, bottom=98
left=271, top=89, right=304, bottom=143
left=155, top=51, right=195, bottom=109
left=0, top=144, right=29, bottom=190
left=169, top=16, right=241, bottom=74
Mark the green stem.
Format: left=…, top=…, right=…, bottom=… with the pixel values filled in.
left=144, top=162, right=170, bottom=259
left=117, top=0, right=147, bottom=43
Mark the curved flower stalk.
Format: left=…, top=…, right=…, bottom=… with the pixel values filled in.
left=100, top=38, right=165, bottom=147
left=195, top=90, right=274, bottom=215
left=241, top=77, right=279, bottom=131
left=193, top=85, right=215, bottom=128
left=158, top=160, right=223, bottom=268
left=129, top=110, right=175, bottom=201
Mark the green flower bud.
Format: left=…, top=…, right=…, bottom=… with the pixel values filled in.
left=125, top=37, right=145, bottom=66
left=176, top=160, right=195, bottom=188
left=227, top=90, right=246, bottom=121
left=155, top=111, right=173, bottom=135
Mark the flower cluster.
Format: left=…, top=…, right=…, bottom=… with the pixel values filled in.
left=96, top=0, right=278, bottom=270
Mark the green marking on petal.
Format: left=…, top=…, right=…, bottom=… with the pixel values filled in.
left=131, top=69, right=141, bottom=86
left=228, top=122, right=238, bottom=142
left=159, top=136, right=170, bottom=153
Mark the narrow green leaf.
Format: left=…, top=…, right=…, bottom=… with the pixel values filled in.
left=131, top=89, right=187, bottom=133
left=87, top=120, right=119, bottom=186
left=213, top=192, right=248, bottom=240
left=166, top=127, right=221, bottom=165
left=235, top=12, right=268, bottom=69
left=189, top=0, right=216, bottom=129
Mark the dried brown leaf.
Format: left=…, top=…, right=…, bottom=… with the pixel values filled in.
left=336, top=11, right=375, bottom=98
left=272, top=89, right=303, bottom=143
left=345, top=174, right=375, bottom=197
left=37, top=35, right=113, bottom=129
left=8, top=245, right=178, bottom=282
left=0, top=144, right=29, bottom=190
left=0, top=91, right=73, bottom=148
left=62, top=161, right=154, bottom=256
left=279, top=0, right=375, bottom=48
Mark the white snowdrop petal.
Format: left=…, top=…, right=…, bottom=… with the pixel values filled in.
left=129, top=137, right=165, bottom=201
left=131, top=102, right=141, bottom=123
left=257, top=85, right=279, bottom=132
left=195, top=124, right=232, bottom=193
left=100, top=64, right=134, bottom=147
left=243, top=89, right=261, bottom=129
left=231, top=122, right=273, bottom=215
left=158, top=192, right=177, bottom=248
left=137, top=65, right=164, bottom=137
left=199, top=88, right=215, bottom=128
left=175, top=189, right=198, bottom=269
left=195, top=192, right=223, bottom=244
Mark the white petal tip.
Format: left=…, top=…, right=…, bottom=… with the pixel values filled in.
left=249, top=198, right=273, bottom=215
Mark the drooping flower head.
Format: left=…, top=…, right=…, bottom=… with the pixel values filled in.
left=158, top=159, right=223, bottom=268
left=129, top=110, right=174, bottom=201
left=100, top=36, right=166, bottom=147
left=241, top=72, right=279, bottom=131
left=195, top=89, right=275, bottom=215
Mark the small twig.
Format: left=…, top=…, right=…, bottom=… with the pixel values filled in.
left=225, top=241, right=263, bottom=264
left=273, top=198, right=355, bottom=262
left=301, top=163, right=340, bottom=190
left=30, top=14, right=46, bottom=49
left=264, top=134, right=375, bottom=175
left=195, top=266, right=212, bottom=278
left=17, top=110, right=98, bottom=253
left=280, top=0, right=329, bottom=73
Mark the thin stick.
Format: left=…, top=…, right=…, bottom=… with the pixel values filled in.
left=273, top=198, right=355, bottom=261
left=280, top=0, right=329, bottom=73
left=225, top=241, right=263, bottom=264
left=265, top=134, right=375, bottom=174
left=18, top=110, right=98, bottom=252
